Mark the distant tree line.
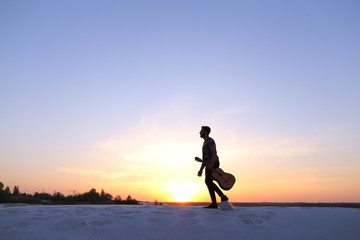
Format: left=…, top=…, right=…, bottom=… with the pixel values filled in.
left=0, top=181, right=139, bottom=205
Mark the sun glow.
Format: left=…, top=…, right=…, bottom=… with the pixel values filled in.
left=165, top=183, right=201, bottom=202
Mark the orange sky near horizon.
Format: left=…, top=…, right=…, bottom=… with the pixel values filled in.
left=2, top=123, right=360, bottom=203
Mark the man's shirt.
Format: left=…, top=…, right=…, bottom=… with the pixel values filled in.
left=202, top=137, right=219, bottom=164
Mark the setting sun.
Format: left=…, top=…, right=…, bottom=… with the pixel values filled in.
left=165, top=183, right=201, bottom=202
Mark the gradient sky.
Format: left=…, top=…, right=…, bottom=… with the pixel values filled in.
left=1, top=0, right=359, bottom=202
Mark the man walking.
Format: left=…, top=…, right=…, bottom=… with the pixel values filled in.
left=197, top=126, right=228, bottom=208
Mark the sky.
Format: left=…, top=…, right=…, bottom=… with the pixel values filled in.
left=1, top=0, right=359, bottom=203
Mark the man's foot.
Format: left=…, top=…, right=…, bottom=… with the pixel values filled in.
left=204, top=203, right=218, bottom=209
left=221, top=195, right=229, bottom=202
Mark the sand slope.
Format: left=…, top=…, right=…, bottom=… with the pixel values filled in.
left=1, top=204, right=359, bottom=240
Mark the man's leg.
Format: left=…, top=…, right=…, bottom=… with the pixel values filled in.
left=212, top=180, right=224, bottom=197
left=205, top=168, right=217, bottom=204
left=205, top=169, right=225, bottom=207
left=205, top=174, right=217, bottom=204
left=207, top=161, right=224, bottom=198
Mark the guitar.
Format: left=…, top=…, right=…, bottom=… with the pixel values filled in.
left=195, top=157, right=236, bottom=190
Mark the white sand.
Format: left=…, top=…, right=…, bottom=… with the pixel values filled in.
left=1, top=204, right=360, bottom=240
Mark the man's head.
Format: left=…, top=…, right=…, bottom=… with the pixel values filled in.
left=200, top=126, right=211, bottom=138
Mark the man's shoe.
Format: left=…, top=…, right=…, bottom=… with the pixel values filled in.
left=204, top=203, right=218, bottom=209
left=221, top=195, right=229, bottom=202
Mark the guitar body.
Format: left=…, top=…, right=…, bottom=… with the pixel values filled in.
left=195, top=157, right=236, bottom=190
left=212, top=168, right=236, bottom=190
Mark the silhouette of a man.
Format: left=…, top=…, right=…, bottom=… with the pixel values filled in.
left=197, top=126, right=228, bottom=208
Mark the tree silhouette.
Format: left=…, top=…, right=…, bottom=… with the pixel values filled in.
left=13, top=186, right=20, bottom=197
left=127, top=195, right=132, bottom=201
left=0, top=181, right=139, bottom=205
left=0, top=183, right=11, bottom=202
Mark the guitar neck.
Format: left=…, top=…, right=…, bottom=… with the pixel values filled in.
left=195, top=157, right=215, bottom=169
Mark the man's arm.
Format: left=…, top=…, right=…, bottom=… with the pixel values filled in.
left=198, top=163, right=206, bottom=177
left=208, top=143, right=217, bottom=170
